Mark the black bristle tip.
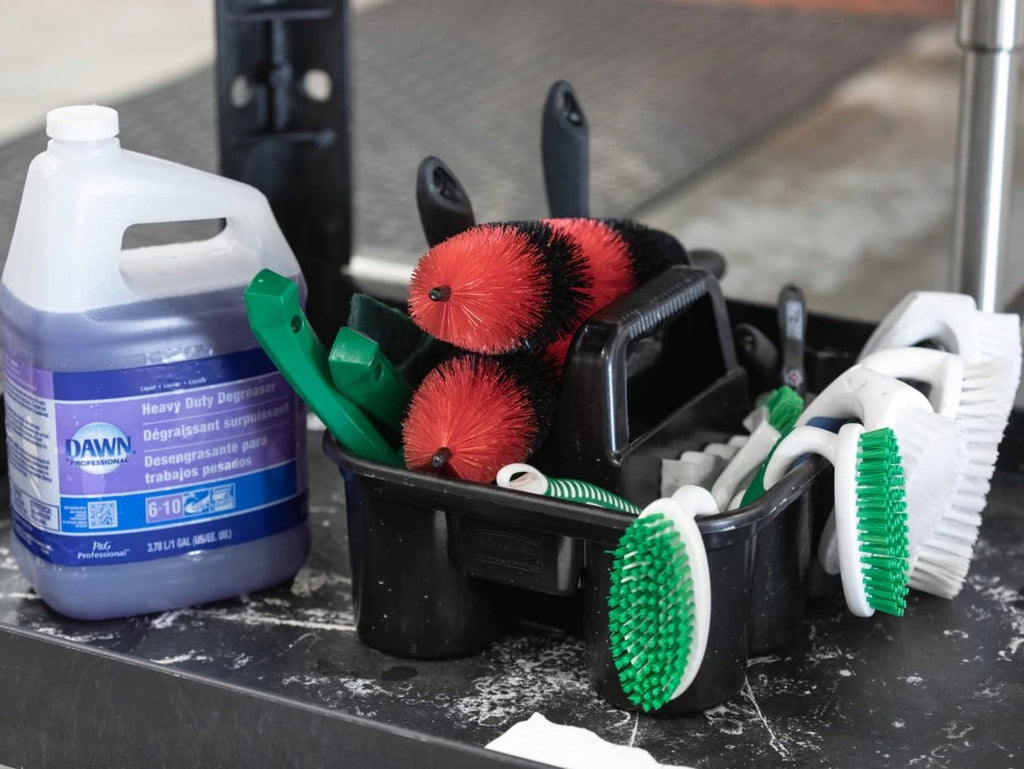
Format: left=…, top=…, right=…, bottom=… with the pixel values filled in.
left=602, top=219, right=689, bottom=284
left=509, top=221, right=592, bottom=348
left=428, top=285, right=451, bottom=302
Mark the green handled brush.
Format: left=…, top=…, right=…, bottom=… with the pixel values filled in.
left=765, top=423, right=909, bottom=617
left=244, top=269, right=402, bottom=466
left=607, top=485, right=715, bottom=712
left=495, top=463, right=640, bottom=514
left=329, top=326, right=411, bottom=432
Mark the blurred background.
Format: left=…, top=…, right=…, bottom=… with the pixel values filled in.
left=2, top=0, right=1022, bottom=325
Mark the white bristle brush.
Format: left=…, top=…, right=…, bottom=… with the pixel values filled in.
left=855, top=291, right=1020, bottom=597
left=858, top=347, right=1018, bottom=597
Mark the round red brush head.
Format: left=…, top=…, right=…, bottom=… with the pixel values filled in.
left=408, top=225, right=550, bottom=354
left=403, top=355, right=543, bottom=484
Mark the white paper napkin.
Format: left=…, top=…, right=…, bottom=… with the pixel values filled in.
left=486, top=713, right=693, bottom=769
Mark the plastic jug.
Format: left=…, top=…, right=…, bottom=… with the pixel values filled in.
left=0, top=105, right=310, bottom=619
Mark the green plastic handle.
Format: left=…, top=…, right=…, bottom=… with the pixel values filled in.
left=328, top=327, right=411, bottom=432
left=243, top=269, right=402, bottom=466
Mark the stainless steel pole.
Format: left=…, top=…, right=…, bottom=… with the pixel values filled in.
left=951, top=0, right=1024, bottom=311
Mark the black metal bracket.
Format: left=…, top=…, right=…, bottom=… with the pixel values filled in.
left=215, top=0, right=353, bottom=342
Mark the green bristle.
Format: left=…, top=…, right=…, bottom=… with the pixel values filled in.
left=855, top=427, right=910, bottom=616
left=607, top=513, right=696, bottom=712
left=738, top=387, right=805, bottom=506
left=765, top=386, right=804, bottom=434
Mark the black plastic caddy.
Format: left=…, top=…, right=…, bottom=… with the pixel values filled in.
left=324, top=265, right=831, bottom=713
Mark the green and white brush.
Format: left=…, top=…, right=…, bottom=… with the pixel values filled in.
left=607, top=485, right=716, bottom=712
left=859, top=347, right=1019, bottom=597
left=788, top=365, right=963, bottom=590
left=710, top=385, right=803, bottom=510
left=765, top=423, right=910, bottom=617
left=495, top=463, right=641, bottom=514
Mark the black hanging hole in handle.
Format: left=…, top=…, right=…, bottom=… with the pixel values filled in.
left=431, top=165, right=460, bottom=203
left=561, top=89, right=583, bottom=126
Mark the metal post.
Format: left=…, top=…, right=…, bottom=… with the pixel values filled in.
left=950, top=0, right=1024, bottom=311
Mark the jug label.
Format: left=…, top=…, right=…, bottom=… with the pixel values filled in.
left=3, top=348, right=306, bottom=566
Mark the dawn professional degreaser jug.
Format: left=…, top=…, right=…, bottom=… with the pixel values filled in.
left=0, top=105, right=310, bottom=619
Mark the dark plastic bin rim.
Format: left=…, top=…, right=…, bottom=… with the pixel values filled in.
left=322, top=432, right=828, bottom=545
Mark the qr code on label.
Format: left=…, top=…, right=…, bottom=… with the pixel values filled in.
left=87, top=501, right=118, bottom=529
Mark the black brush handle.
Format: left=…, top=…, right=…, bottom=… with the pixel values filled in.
left=777, top=283, right=807, bottom=396
left=734, top=322, right=779, bottom=393
left=542, top=80, right=589, bottom=218
left=688, top=248, right=727, bottom=280
left=415, top=155, right=476, bottom=247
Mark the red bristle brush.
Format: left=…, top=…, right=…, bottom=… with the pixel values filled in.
left=408, top=218, right=687, bottom=356
left=402, top=351, right=558, bottom=484
left=541, top=218, right=658, bottom=369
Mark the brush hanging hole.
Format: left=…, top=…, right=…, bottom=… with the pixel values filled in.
left=372, top=363, right=383, bottom=381
left=290, top=314, right=303, bottom=333
left=561, top=91, right=583, bottom=126
left=431, top=166, right=458, bottom=201
left=229, top=75, right=253, bottom=109
left=302, top=69, right=332, bottom=102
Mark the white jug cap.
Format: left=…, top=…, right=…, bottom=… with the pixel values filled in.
left=46, top=105, right=119, bottom=141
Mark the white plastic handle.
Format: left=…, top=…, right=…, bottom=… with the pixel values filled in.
left=763, top=424, right=839, bottom=490
left=858, top=291, right=979, bottom=361
left=796, top=365, right=934, bottom=429
left=858, top=347, right=965, bottom=418
left=710, top=414, right=779, bottom=511
left=638, top=491, right=712, bottom=700
left=763, top=424, right=873, bottom=617
left=831, top=424, right=873, bottom=617
left=97, top=151, right=271, bottom=257
left=495, top=463, right=549, bottom=494
left=669, top=484, right=720, bottom=518
left=5, top=111, right=300, bottom=314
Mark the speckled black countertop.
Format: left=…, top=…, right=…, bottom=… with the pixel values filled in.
left=0, top=424, right=1021, bottom=769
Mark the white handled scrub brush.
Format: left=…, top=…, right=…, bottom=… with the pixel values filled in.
left=607, top=485, right=716, bottom=712
left=859, top=347, right=1017, bottom=597
left=794, top=365, right=964, bottom=591
left=764, top=423, right=910, bottom=617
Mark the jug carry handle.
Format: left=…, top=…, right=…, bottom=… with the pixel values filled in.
left=89, top=152, right=287, bottom=273
left=542, top=265, right=736, bottom=487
